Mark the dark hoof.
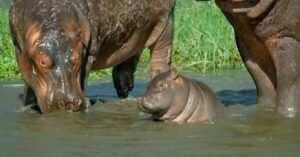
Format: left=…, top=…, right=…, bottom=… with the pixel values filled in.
left=117, top=82, right=135, bottom=98
left=117, top=88, right=130, bottom=99
left=113, top=70, right=135, bottom=99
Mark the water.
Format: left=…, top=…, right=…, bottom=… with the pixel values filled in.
left=0, top=70, right=299, bottom=157
left=0, top=0, right=11, bottom=8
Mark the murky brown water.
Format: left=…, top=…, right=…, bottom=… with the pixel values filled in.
left=0, top=70, right=300, bottom=157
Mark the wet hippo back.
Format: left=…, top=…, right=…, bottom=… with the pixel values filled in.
left=86, top=0, right=175, bottom=68
left=139, top=69, right=224, bottom=123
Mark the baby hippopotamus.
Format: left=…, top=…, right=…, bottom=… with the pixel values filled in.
left=138, top=69, right=224, bottom=123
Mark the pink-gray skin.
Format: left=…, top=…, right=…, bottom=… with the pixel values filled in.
left=9, top=0, right=175, bottom=113
left=138, top=69, right=224, bottom=123
left=215, top=0, right=300, bottom=117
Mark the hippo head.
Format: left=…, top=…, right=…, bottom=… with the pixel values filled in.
left=16, top=9, right=91, bottom=113
left=139, top=69, right=178, bottom=116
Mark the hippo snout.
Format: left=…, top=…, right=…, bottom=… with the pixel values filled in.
left=137, top=97, right=155, bottom=113
left=54, top=97, right=84, bottom=112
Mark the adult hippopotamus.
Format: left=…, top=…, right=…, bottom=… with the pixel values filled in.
left=215, top=0, right=300, bottom=116
left=9, top=0, right=175, bottom=113
left=138, top=69, right=224, bottom=123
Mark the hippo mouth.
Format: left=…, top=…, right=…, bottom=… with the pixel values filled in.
left=25, top=83, right=87, bottom=113
left=138, top=103, right=165, bottom=121
left=137, top=97, right=166, bottom=116
left=34, top=95, right=85, bottom=113
left=138, top=103, right=152, bottom=113
left=137, top=98, right=151, bottom=113
left=51, top=99, right=84, bottom=113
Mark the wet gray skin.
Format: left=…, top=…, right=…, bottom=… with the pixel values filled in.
left=9, top=0, right=175, bottom=113
left=139, top=69, right=224, bottom=123
left=9, top=0, right=92, bottom=113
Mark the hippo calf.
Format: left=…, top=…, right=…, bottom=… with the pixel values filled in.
left=138, top=69, right=224, bottom=123
left=9, top=0, right=175, bottom=113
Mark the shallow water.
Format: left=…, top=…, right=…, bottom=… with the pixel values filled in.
left=0, top=70, right=299, bottom=157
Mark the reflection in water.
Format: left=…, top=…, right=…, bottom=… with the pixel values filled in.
left=0, top=70, right=299, bottom=157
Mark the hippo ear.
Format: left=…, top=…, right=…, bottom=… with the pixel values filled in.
left=170, top=68, right=178, bottom=80
left=71, top=3, right=91, bottom=48
left=80, top=22, right=91, bottom=48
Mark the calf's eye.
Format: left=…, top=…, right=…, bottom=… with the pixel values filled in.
left=157, top=82, right=165, bottom=89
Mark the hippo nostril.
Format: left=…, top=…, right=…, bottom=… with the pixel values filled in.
left=66, top=99, right=83, bottom=111
left=58, top=100, right=66, bottom=109
left=75, top=99, right=82, bottom=108
left=66, top=103, right=74, bottom=111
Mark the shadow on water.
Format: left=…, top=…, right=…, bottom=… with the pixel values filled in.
left=217, top=89, right=257, bottom=106
left=0, top=69, right=299, bottom=157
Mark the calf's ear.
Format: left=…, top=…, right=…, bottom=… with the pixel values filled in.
left=170, top=68, right=178, bottom=80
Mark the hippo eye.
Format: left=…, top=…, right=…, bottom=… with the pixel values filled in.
left=39, top=58, right=50, bottom=68
left=36, top=52, right=52, bottom=69
left=40, top=59, right=46, bottom=66
left=157, top=81, right=165, bottom=89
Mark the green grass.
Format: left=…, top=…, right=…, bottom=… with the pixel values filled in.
left=173, top=0, right=242, bottom=72
left=0, top=8, right=19, bottom=79
left=140, top=0, right=242, bottom=72
left=0, top=0, right=242, bottom=80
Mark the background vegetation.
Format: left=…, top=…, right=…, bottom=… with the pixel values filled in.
left=0, top=8, right=19, bottom=79
left=0, top=0, right=242, bottom=80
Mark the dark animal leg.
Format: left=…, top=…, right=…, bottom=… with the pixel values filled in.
left=80, top=55, right=96, bottom=109
left=112, top=52, right=141, bottom=99
left=235, top=35, right=276, bottom=109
